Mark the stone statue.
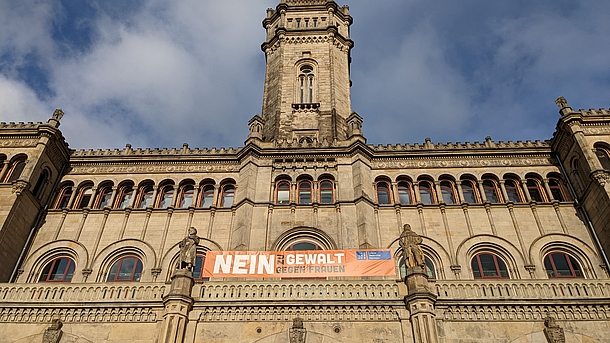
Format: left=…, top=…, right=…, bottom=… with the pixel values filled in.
left=289, top=317, right=307, bottom=343
left=555, top=97, right=569, bottom=110
left=543, top=316, right=565, bottom=343
left=178, top=227, right=200, bottom=271
left=399, top=224, right=425, bottom=268
left=42, top=317, right=63, bottom=343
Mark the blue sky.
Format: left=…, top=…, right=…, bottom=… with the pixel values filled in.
left=1, top=0, right=609, bottom=150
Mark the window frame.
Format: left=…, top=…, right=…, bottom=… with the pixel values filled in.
left=439, top=180, right=457, bottom=204
left=461, top=180, right=479, bottom=204
left=136, top=184, right=154, bottom=209
left=548, top=178, right=568, bottom=202
left=482, top=179, right=502, bottom=203
left=156, top=184, right=175, bottom=209
left=94, top=185, right=113, bottom=209
left=376, top=181, right=392, bottom=205
left=38, top=257, right=75, bottom=283
left=106, top=256, right=143, bottom=282
left=199, top=184, right=215, bottom=208
left=594, top=145, right=610, bottom=170
left=298, top=180, right=312, bottom=204
left=397, top=181, right=413, bottom=205
left=220, top=184, right=235, bottom=208
left=193, top=253, right=210, bottom=282
left=418, top=180, right=435, bottom=205
left=4, top=158, right=26, bottom=183
left=544, top=252, right=584, bottom=278
left=178, top=184, right=195, bottom=209
left=73, top=186, right=93, bottom=209
left=526, top=178, right=546, bottom=202
left=276, top=180, right=291, bottom=205
left=504, top=179, right=524, bottom=203
left=54, top=185, right=73, bottom=209
left=319, top=179, right=334, bottom=204
left=115, top=184, right=134, bottom=209
left=471, top=253, right=510, bottom=279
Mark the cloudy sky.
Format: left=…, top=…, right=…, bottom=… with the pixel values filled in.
left=1, top=0, right=609, bottom=150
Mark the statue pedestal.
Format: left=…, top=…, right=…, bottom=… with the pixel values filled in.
left=404, top=267, right=439, bottom=343
left=161, top=269, right=195, bottom=343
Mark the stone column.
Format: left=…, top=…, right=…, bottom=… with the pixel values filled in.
left=161, top=269, right=195, bottom=343
left=404, top=267, right=439, bottom=343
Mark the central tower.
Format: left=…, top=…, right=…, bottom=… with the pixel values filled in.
left=260, top=0, right=354, bottom=144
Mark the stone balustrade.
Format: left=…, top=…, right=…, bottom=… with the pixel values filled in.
left=434, top=279, right=610, bottom=301
left=0, top=283, right=166, bottom=303
left=195, top=280, right=403, bottom=302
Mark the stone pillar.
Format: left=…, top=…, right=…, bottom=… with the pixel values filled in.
left=404, top=267, right=439, bottom=343
left=161, top=269, right=195, bottom=343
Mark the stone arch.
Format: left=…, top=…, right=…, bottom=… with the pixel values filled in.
left=456, top=234, right=526, bottom=279
left=529, top=233, right=602, bottom=279
left=90, top=239, right=157, bottom=282
left=272, top=226, right=337, bottom=251
left=20, top=240, right=89, bottom=283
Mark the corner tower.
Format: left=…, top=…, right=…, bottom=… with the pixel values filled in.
left=260, top=0, right=354, bottom=144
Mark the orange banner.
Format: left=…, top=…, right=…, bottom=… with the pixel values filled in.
left=202, top=250, right=396, bottom=278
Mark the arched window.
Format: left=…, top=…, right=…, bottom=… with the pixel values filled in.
left=193, top=254, right=210, bottom=281
left=319, top=180, right=334, bottom=204
left=54, top=185, right=73, bottom=209
left=595, top=146, right=610, bottom=170
left=178, top=184, right=195, bottom=209
left=544, top=252, right=583, bottom=278
left=298, top=181, right=311, bottom=204
left=38, top=257, right=75, bottom=282
left=376, top=181, right=391, bottom=204
left=504, top=179, right=523, bottom=203
left=419, top=181, right=434, bottom=205
left=397, top=181, right=412, bottom=205
left=32, top=170, right=49, bottom=199
left=526, top=179, right=544, bottom=202
left=74, top=186, right=93, bottom=209
left=399, top=256, right=436, bottom=280
left=276, top=181, right=291, bottom=205
left=107, top=256, right=143, bottom=282
left=137, top=184, right=154, bottom=209
left=471, top=253, right=509, bottom=279
left=5, top=158, right=26, bottom=183
left=461, top=180, right=478, bottom=203
left=95, top=185, right=113, bottom=209
left=115, top=184, right=134, bottom=209
left=440, top=181, right=456, bottom=204
left=220, top=184, right=235, bottom=207
left=548, top=178, right=567, bottom=202
left=298, top=64, right=315, bottom=104
left=200, top=185, right=215, bottom=208
left=157, top=185, right=174, bottom=209
left=287, top=241, right=323, bottom=251
left=483, top=179, right=500, bottom=203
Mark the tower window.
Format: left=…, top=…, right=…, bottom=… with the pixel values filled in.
left=471, top=253, right=509, bottom=279
left=544, top=252, right=583, bottom=278
left=39, top=257, right=75, bottom=282
left=277, top=181, right=291, bottom=204
left=200, top=185, right=215, bottom=208
left=376, top=181, right=391, bottom=204
left=107, top=256, right=143, bottom=282
left=440, top=181, right=455, bottom=204
left=419, top=181, right=434, bottom=205
left=504, top=179, right=523, bottom=203
left=320, top=180, right=334, bottom=204
left=116, top=184, right=134, bottom=209
left=461, top=180, right=478, bottom=203
left=298, top=181, right=312, bottom=204
left=220, top=184, right=235, bottom=207
left=298, top=65, right=315, bottom=104
left=397, top=182, right=412, bottom=205
left=483, top=179, right=501, bottom=203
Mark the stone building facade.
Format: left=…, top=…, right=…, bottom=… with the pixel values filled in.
left=1, top=1, right=610, bottom=342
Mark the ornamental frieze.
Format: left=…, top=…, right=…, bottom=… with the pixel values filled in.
left=581, top=127, right=610, bottom=135
left=373, top=157, right=551, bottom=169
left=69, top=163, right=240, bottom=175
left=0, top=139, right=37, bottom=147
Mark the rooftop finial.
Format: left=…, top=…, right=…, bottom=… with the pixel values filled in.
left=555, top=96, right=574, bottom=117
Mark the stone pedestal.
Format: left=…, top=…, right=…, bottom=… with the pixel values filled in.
left=404, top=267, right=439, bottom=343
left=161, top=269, right=195, bottom=343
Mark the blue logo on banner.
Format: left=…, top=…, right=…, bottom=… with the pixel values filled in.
left=356, top=251, right=367, bottom=260
left=367, top=251, right=391, bottom=260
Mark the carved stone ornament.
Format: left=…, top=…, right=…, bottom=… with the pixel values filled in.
left=289, top=317, right=307, bottom=343
left=399, top=224, right=425, bottom=269
left=592, top=170, right=610, bottom=187
left=178, top=227, right=200, bottom=271
left=52, top=109, right=64, bottom=121
left=555, top=97, right=569, bottom=110
left=543, top=316, right=565, bottom=343
left=11, top=180, right=29, bottom=195
left=42, top=317, right=63, bottom=343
